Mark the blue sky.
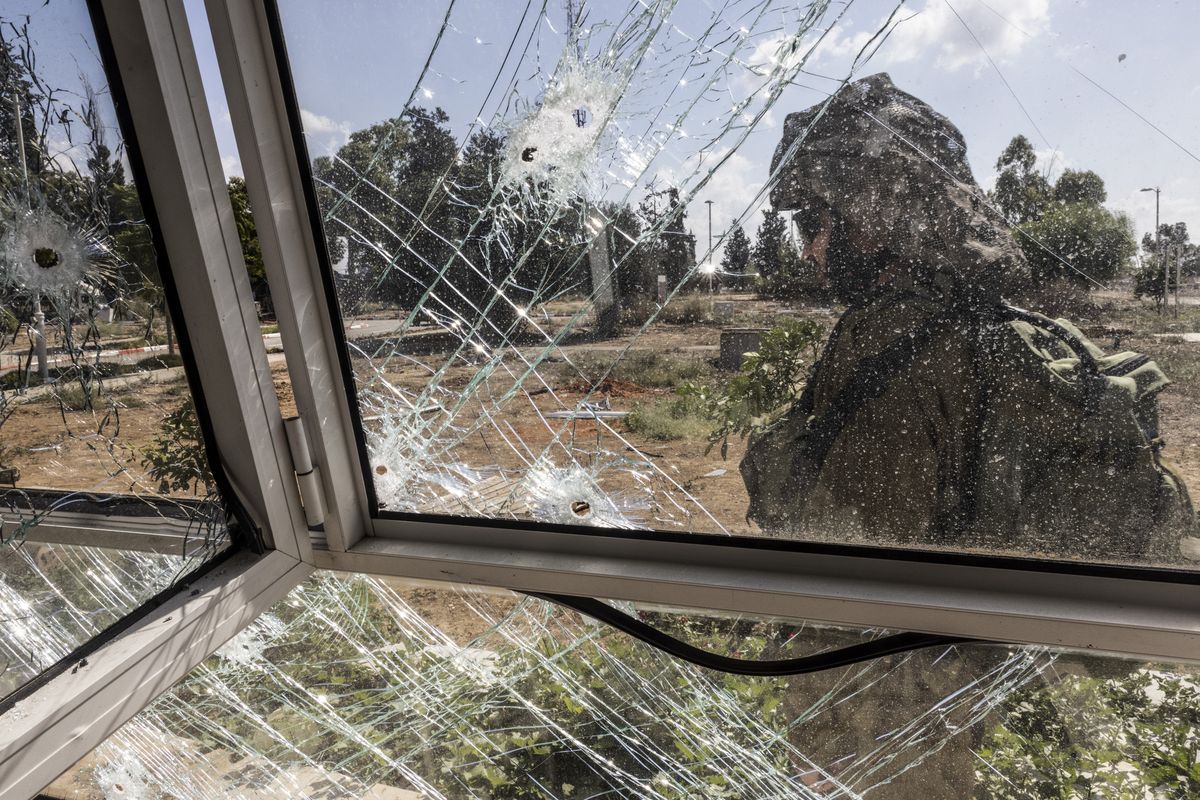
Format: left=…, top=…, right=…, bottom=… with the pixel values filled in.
left=193, top=0, right=1200, bottom=267
left=10, top=0, right=1200, bottom=268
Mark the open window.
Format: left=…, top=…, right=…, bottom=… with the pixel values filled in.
left=3, top=0, right=1198, bottom=797
left=0, top=0, right=244, bottom=710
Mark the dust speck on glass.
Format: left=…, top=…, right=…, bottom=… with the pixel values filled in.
left=0, top=1, right=230, bottom=703
left=280, top=0, right=1199, bottom=570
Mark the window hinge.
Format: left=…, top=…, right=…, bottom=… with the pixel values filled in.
left=283, top=415, right=325, bottom=529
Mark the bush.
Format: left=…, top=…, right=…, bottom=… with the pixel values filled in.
left=681, top=318, right=824, bottom=457
left=135, top=353, right=184, bottom=371
left=0, top=307, right=18, bottom=339
left=624, top=394, right=710, bottom=441
left=1134, top=261, right=1167, bottom=311
left=568, top=351, right=712, bottom=392
left=51, top=382, right=100, bottom=411
left=658, top=295, right=711, bottom=325
left=755, top=261, right=827, bottom=302
left=618, top=296, right=659, bottom=328
left=1016, top=202, right=1135, bottom=288
left=141, top=398, right=213, bottom=495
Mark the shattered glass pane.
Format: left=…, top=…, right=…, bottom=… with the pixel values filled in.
left=279, top=0, right=1199, bottom=568
left=46, top=572, right=1200, bottom=798
left=0, top=2, right=230, bottom=702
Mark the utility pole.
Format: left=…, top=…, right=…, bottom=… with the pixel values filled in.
left=33, top=301, right=48, bottom=384
left=705, top=199, right=713, bottom=261
left=1141, top=186, right=1162, bottom=313
left=1176, top=243, right=1183, bottom=318
left=564, top=0, right=618, bottom=335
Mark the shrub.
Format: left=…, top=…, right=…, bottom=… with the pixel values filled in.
left=135, top=353, right=184, bottom=371
left=624, top=394, right=710, bottom=441
left=1133, top=261, right=1167, bottom=311
left=658, top=295, right=711, bottom=325
left=568, top=351, right=711, bottom=391
left=681, top=318, right=824, bottom=457
left=51, top=382, right=100, bottom=411
left=141, top=398, right=214, bottom=494
left=618, top=296, right=659, bottom=328
left=755, top=262, right=826, bottom=302
left=0, top=307, right=18, bottom=339
left=1016, top=202, right=1135, bottom=288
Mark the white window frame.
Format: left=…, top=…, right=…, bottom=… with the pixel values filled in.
left=209, top=0, right=1198, bottom=661
left=0, top=0, right=1196, bottom=796
left=0, top=2, right=314, bottom=796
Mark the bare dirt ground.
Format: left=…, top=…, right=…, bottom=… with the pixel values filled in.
left=28, top=293, right=1200, bottom=798
left=1, top=371, right=194, bottom=496
left=5, top=294, right=1199, bottom=540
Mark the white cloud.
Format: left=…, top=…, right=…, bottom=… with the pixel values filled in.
left=300, top=108, right=352, bottom=154
left=817, top=0, right=1051, bottom=73
left=221, top=154, right=243, bottom=178
left=672, top=147, right=766, bottom=264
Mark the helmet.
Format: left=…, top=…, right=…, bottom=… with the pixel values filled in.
left=770, top=73, right=1029, bottom=307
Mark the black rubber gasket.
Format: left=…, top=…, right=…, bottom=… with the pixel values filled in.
left=529, top=592, right=980, bottom=676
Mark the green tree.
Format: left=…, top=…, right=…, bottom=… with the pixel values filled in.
left=1017, top=202, right=1135, bottom=287
left=750, top=208, right=789, bottom=278
left=392, top=107, right=458, bottom=307
left=1142, top=221, right=1191, bottom=260
left=719, top=225, right=751, bottom=281
left=312, top=116, right=409, bottom=311
left=0, top=29, right=42, bottom=193
left=449, top=128, right=590, bottom=341
left=1134, top=257, right=1166, bottom=308
left=637, top=187, right=695, bottom=289
left=660, top=189, right=696, bottom=288
left=1010, top=160, right=1136, bottom=290
left=82, top=82, right=126, bottom=227
left=448, top=128, right=525, bottom=339
left=1136, top=222, right=1194, bottom=309
left=606, top=202, right=652, bottom=299
left=226, top=176, right=267, bottom=305
left=992, top=134, right=1051, bottom=224
left=1052, top=168, right=1106, bottom=206
left=109, top=183, right=160, bottom=287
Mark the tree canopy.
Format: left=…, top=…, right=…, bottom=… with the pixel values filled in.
left=719, top=225, right=750, bottom=276
left=996, top=135, right=1136, bottom=289
left=750, top=208, right=790, bottom=279
left=993, top=135, right=1051, bottom=225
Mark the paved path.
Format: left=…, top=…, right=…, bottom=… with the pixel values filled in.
left=1153, top=332, right=1200, bottom=343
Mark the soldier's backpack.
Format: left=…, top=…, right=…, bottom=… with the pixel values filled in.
left=741, top=301, right=1195, bottom=562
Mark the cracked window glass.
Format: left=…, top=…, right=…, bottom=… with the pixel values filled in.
left=277, top=0, right=1200, bottom=568
left=45, top=572, right=1200, bottom=798
left=0, top=1, right=231, bottom=703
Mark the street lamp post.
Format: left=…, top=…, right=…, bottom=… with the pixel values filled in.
left=1175, top=243, right=1183, bottom=318
left=1140, top=186, right=1163, bottom=313
left=704, top=199, right=715, bottom=295
left=705, top=199, right=714, bottom=260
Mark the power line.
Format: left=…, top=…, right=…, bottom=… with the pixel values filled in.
left=972, top=0, right=1200, bottom=167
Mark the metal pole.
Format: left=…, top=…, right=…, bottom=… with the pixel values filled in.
left=1176, top=244, right=1182, bottom=318
left=1155, top=188, right=1163, bottom=314
left=705, top=199, right=713, bottom=259
left=33, top=303, right=47, bottom=383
